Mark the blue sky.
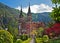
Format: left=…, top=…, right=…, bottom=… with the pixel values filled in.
left=0, top=0, right=52, bottom=8
left=0, top=0, right=53, bottom=13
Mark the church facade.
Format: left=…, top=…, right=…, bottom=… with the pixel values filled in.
left=18, top=4, right=45, bottom=36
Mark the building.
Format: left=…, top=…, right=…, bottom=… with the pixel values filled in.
left=18, top=4, right=45, bottom=36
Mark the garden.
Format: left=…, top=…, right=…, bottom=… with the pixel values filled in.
left=0, top=30, right=32, bottom=43
left=0, top=0, right=60, bottom=43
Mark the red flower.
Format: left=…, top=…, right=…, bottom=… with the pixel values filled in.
left=45, top=23, right=60, bottom=36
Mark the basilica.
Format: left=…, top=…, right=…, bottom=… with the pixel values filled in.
left=18, top=4, right=45, bottom=36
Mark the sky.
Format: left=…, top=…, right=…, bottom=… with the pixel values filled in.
left=0, top=0, right=53, bottom=13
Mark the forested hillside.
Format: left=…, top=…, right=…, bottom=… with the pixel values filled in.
left=0, top=2, right=26, bottom=36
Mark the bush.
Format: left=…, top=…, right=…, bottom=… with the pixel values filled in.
left=0, top=30, right=13, bottom=43
left=13, top=35, right=17, bottom=43
left=36, top=38, right=43, bottom=43
left=20, top=34, right=28, bottom=41
left=43, top=35, right=49, bottom=42
left=36, top=35, right=49, bottom=43
left=49, top=39, right=60, bottom=43
left=16, top=39, right=22, bottom=43
left=22, top=38, right=31, bottom=43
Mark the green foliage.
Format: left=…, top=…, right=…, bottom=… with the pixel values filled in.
left=47, top=21, right=54, bottom=28
left=51, top=0, right=60, bottom=8
left=22, top=38, right=31, bottom=43
left=51, top=0, right=57, bottom=4
left=20, top=34, right=28, bottom=41
left=16, top=39, right=22, bottom=43
left=51, top=0, right=60, bottom=23
left=15, top=38, right=31, bottom=43
left=0, top=2, right=26, bottom=37
left=0, top=30, right=13, bottom=43
left=37, top=27, right=44, bottom=37
left=0, top=26, right=3, bottom=30
left=36, top=35, right=49, bottom=43
left=51, top=0, right=60, bottom=4
left=43, top=35, right=49, bottom=42
left=50, top=7, right=60, bottom=22
left=36, top=35, right=60, bottom=43
left=49, top=39, right=60, bottom=43
left=8, top=26, right=18, bottom=43
left=36, top=38, right=43, bottom=43
left=13, top=35, right=17, bottom=43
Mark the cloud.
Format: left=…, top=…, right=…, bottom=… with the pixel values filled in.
left=16, top=3, right=53, bottom=13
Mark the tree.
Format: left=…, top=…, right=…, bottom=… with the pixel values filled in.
left=52, top=0, right=57, bottom=8
left=0, top=30, right=13, bottom=43
left=51, top=0, right=60, bottom=8
left=51, top=0, right=60, bottom=23
left=50, top=7, right=60, bottom=22
left=37, top=27, right=44, bottom=37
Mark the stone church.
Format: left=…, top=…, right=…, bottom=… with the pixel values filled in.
left=18, top=4, right=45, bottom=36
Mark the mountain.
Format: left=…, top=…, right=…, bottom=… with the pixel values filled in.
left=0, top=2, right=20, bottom=28
left=0, top=3, right=18, bottom=17
left=0, top=2, right=26, bottom=18
left=32, top=12, right=52, bottom=24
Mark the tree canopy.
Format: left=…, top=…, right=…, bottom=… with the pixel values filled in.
left=51, top=0, right=60, bottom=22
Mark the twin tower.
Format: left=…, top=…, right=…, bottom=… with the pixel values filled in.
left=19, top=4, right=32, bottom=22
left=18, top=4, right=32, bottom=35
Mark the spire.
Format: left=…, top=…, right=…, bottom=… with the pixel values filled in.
left=27, top=2, right=31, bottom=16
left=19, top=5, right=23, bottom=18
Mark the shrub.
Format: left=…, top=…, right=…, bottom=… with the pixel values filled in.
left=0, top=30, right=13, bottom=43
left=43, top=35, right=49, bottom=42
left=13, top=35, right=17, bottom=43
left=20, top=34, right=28, bottom=41
left=16, top=39, right=22, bottom=43
left=22, top=38, right=31, bottom=43
left=49, top=39, right=60, bottom=43
left=36, top=38, right=43, bottom=43
left=36, top=35, right=49, bottom=43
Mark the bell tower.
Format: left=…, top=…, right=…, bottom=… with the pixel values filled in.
left=27, top=3, right=32, bottom=22
left=27, top=3, right=32, bottom=37
left=18, top=5, right=24, bottom=35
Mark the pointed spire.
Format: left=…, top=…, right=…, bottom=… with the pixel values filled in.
left=19, top=5, right=23, bottom=18
left=27, top=2, right=31, bottom=16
